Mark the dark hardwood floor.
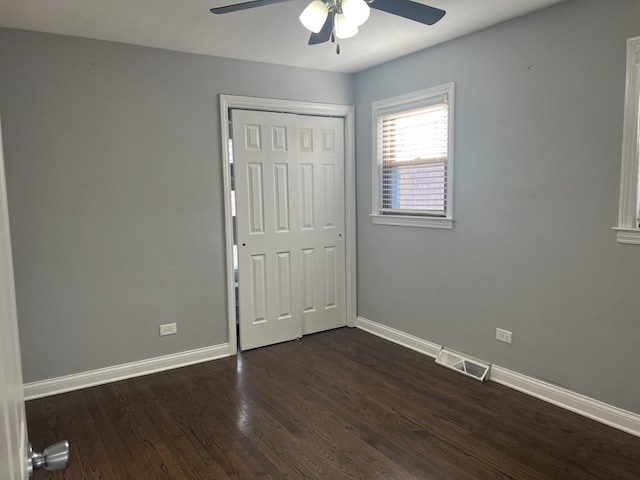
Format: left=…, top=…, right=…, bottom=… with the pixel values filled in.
left=26, top=328, right=640, bottom=479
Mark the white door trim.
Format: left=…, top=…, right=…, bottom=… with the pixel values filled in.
left=219, top=95, right=357, bottom=355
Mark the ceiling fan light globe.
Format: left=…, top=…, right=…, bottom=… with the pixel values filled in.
left=335, top=13, right=358, bottom=39
left=299, top=0, right=329, bottom=33
left=341, top=0, right=370, bottom=26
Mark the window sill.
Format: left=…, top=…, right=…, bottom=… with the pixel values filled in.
left=613, top=227, right=640, bottom=244
left=371, top=214, right=454, bottom=229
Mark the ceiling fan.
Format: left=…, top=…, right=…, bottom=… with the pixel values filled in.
left=210, top=0, right=446, bottom=54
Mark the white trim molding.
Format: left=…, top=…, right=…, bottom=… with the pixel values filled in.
left=355, top=316, right=640, bottom=438
left=219, top=94, right=358, bottom=355
left=356, top=316, right=441, bottom=357
left=370, top=214, right=454, bottom=229
left=613, top=227, right=640, bottom=245
left=24, top=344, right=229, bottom=401
left=490, top=366, right=640, bottom=438
left=615, top=36, right=640, bottom=244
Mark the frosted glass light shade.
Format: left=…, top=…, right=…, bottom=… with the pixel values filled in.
left=335, top=13, right=358, bottom=39
left=299, top=0, right=329, bottom=33
left=341, top=0, right=370, bottom=26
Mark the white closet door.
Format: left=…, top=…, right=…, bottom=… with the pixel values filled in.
left=233, top=110, right=346, bottom=351
left=233, top=109, right=303, bottom=351
left=298, top=116, right=346, bottom=335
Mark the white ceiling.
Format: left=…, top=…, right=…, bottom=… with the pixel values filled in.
left=0, top=0, right=565, bottom=73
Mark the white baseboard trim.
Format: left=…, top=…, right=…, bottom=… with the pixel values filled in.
left=355, top=316, right=640, bottom=438
left=489, top=366, right=640, bottom=438
left=356, top=316, right=441, bottom=358
left=24, top=344, right=230, bottom=401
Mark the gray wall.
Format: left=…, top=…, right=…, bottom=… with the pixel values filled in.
left=355, top=0, right=640, bottom=413
left=2, top=0, right=639, bottom=415
left=0, top=28, right=354, bottom=382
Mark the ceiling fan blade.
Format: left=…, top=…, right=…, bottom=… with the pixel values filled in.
left=370, top=0, right=446, bottom=26
left=308, top=11, right=335, bottom=45
left=210, top=0, right=294, bottom=14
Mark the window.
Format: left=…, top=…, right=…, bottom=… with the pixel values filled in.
left=371, top=83, right=454, bottom=229
left=615, top=36, right=640, bottom=244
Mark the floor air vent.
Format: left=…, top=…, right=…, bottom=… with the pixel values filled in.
left=435, top=348, right=491, bottom=382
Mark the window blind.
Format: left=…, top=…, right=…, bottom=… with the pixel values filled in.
left=377, top=99, right=449, bottom=216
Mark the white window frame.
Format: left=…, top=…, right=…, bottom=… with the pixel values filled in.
left=371, top=83, right=455, bottom=229
left=615, top=36, right=640, bottom=244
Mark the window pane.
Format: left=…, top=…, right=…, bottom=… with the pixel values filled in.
left=379, top=103, right=449, bottom=215
left=381, top=161, right=447, bottom=213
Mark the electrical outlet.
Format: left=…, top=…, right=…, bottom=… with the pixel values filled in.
left=159, top=323, right=177, bottom=336
left=496, top=328, right=512, bottom=344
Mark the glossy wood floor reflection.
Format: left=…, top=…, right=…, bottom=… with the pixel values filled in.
left=27, top=328, right=640, bottom=479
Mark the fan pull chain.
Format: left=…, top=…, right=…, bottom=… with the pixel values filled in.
left=331, top=9, right=339, bottom=54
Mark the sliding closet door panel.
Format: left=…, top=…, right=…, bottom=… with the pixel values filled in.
left=298, top=116, right=346, bottom=335
left=233, top=109, right=303, bottom=350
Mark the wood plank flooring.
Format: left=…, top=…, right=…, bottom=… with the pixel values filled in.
left=26, top=328, right=640, bottom=479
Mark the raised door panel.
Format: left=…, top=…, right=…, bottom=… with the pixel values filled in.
left=249, top=254, right=268, bottom=324
left=273, top=164, right=291, bottom=233
left=246, top=163, right=265, bottom=235
left=302, top=248, right=316, bottom=314
left=322, top=163, right=337, bottom=229
left=323, top=246, right=338, bottom=309
left=300, top=163, right=315, bottom=230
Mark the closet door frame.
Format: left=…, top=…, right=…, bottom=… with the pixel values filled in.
left=219, top=95, right=356, bottom=355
